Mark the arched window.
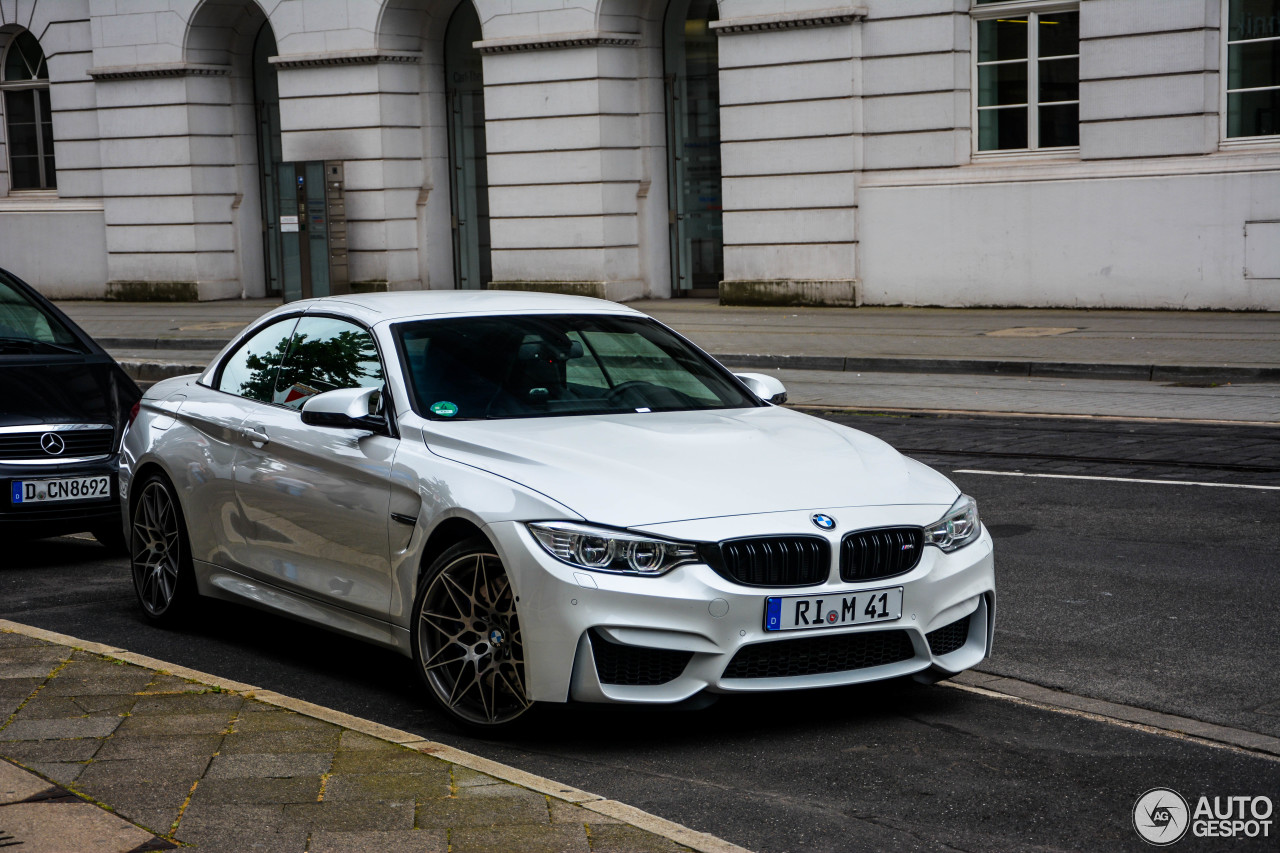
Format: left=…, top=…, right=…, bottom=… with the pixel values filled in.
left=1, top=30, right=56, bottom=190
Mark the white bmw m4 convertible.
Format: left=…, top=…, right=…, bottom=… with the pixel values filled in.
left=121, top=291, right=995, bottom=728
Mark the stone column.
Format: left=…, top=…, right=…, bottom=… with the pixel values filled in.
left=712, top=7, right=865, bottom=307
left=88, top=64, right=251, bottom=301
left=270, top=51, right=426, bottom=292
left=0, top=5, right=109, bottom=297
left=476, top=32, right=651, bottom=301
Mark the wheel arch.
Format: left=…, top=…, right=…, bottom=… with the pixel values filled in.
left=127, top=460, right=177, bottom=519
left=417, top=516, right=492, bottom=589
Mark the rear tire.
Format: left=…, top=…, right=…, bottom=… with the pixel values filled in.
left=411, top=537, right=533, bottom=730
left=130, top=473, right=198, bottom=624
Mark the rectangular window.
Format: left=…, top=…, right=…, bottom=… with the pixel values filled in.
left=974, top=2, right=1080, bottom=152
left=1226, top=0, right=1280, bottom=138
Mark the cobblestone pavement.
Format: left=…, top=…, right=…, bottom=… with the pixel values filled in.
left=55, top=300, right=280, bottom=345
left=637, top=300, right=1280, bottom=372
left=0, top=626, right=727, bottom=853
left=55, top=299, right=1280, bottom=419
left=58, top=298, right=1280, bottom=369
left=58, top=297, right=1280, bottom=372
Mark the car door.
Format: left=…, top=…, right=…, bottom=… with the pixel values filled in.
left=182, top=315, right=300, bottom=567
left=230, top=314, right=396, bottom=618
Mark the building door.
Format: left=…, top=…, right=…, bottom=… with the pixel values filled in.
left=664, top=0, right=723, bottom=297
left=445, top=3, right=492, bottom=290
left=254, top=29, right=331, bottom=302
left=254, top=27, right=284, bottom=298
left=271, top=161, right=332, bottom=302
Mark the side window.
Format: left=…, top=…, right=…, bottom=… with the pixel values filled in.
left=0, top=273, right=81, bottom=347
left=272, top=316, right=384, bottom=410
left=217, top=317, right=299, bottom=403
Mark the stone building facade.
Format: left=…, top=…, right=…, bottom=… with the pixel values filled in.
left=0, top=0, right=1278, bottom=309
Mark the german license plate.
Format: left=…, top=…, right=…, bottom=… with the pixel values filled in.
left=11, top=476, right=111, bottom=504
left=764, top=586, right=903, bottom=632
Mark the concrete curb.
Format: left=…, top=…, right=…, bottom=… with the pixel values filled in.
left=789, top=403, right=1280, bottom=428
left=716, top=353, right=1280, bottom=383
left=114, top=359, right=206, bottom=383
left=951, top=671, right=1280, bottom=759
left=0, top=619, right=753, bottom=853
left=99, top=336, right=230, bottom=351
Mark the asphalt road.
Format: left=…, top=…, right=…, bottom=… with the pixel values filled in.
left=832, top=412, right=1280, bottom=740
left=4, top=413, right=1279, bottom=852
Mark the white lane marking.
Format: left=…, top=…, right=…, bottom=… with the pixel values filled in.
left=953, top=470, right=1280, bottom=491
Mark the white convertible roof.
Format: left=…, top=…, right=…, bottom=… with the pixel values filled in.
left=289, top=289, right=645, bottom=325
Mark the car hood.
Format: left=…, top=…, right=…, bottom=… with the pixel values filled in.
left=421, top=406, right=959, bottom=527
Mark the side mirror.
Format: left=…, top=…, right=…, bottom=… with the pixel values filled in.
left=300, top=387, right=387, bottom=433
left=735, top=372, right=788, bottom=405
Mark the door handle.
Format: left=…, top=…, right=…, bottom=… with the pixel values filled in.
left=240, top=425, right=269, bottom=447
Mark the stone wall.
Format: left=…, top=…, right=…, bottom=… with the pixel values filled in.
left=0, top=0, right=1275, bottom=308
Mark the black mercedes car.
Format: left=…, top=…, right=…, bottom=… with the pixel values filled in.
left=1, top=267, right=141, bottom=551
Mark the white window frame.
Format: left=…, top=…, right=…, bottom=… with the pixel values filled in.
left=0, top=29, right=57, bottom=193
left=1221, top=0, right=1280, bottom=145
left=971, top=0, right=1080, bottom=157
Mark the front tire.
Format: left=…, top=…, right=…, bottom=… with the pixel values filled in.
left=411, top=537, right=532, bottom=729
left=130, top=473, right=198, bottom=623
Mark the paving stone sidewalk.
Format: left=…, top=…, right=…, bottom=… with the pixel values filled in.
left=56, top=297, right=1280, bottom=379
left=0, top=623, right=736, bottom=853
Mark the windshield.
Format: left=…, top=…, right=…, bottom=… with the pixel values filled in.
left=0, top=270, right=85, bottom=354
left=395, top=314, right=760, bottom=420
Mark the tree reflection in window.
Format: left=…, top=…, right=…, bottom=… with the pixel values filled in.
left=236, top=322, right=383, bottom=408
left=280, top=328, right=381, bottom=408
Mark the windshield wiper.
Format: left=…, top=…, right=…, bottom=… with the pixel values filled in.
left=0, top=336, right=84, bottom=355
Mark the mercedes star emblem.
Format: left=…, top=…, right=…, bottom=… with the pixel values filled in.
left=40, top=433, right=66, bottom=455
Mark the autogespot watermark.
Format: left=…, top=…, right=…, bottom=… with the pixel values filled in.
left=1133, top=788, right=1274, bottom=845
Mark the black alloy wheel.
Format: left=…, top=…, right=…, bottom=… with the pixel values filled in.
left=130, top=473, right=197, bottom=623
left=412, top=537, right=532, bottom=728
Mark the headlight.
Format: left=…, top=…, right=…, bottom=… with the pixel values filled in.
left=923, top=495, right=981, bottom=553
left=527, top=522, right=700, bottom=576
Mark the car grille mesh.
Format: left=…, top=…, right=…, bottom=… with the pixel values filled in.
left=714, top=536, right=829, bottom=587
left=0, top=428, right=115, bottom=461
left=839, top=527, right=924, bottom=582
left=590, top=630, right=693, bottom=686
left=723, top=629, right=915, bottom=679
left=926, top=614, right=971, bottom=657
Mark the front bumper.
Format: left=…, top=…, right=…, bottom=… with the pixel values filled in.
left=485, top=514, right=996, bottom=705
left=1, top=459, right=122, bottom=539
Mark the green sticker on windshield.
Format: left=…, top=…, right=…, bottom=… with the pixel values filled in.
left=430, top=401, right=458, bottom=418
